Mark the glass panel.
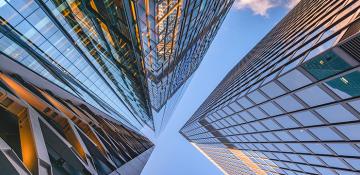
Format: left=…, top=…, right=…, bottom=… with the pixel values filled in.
left=309, top=127, right=342, bottom=141
left=336, top=123, right=360, bottom=140
left=315, top=104, right=357, bottom=123
left=292, top=111, right=323, bottom=126
left=325, top=71, right=360, bottom=99
left=274, top=115, right=299, bottom=128
left=260, top=82, right=286, bottom=98
left=327, top=144, right=360, bottom=156
left=274, top=95, right=304, bottom=112
left=247, top=90, right=267, bottom=104
left=247, top=107, right=267, bottom=119
left=260, top=102, right=283, bottom=116
left=305, top=143, right=332, bottom=154
left=303, top=50, right=351, bottom=80
left=295, top=85, right=334, bottom=106
left=290, top=129, right=316, bottom=141
left=237, top=97, right=254, bottom=109
left=278, top=69, right=312, bottom=90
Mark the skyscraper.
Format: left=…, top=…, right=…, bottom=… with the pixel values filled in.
left=0, top=0, right=155, bottom=174
left=181, top=0, right=360, bottom=174
left=0, top=57, right=154, bottom=174
left=132, top=0, right=235, bottom=132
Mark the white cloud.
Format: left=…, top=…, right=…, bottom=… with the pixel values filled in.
left=234, top=0, right=301, bottom=16
left=286, top=0, right=301, bottom=9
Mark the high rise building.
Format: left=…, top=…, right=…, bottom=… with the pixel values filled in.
left=181, top=0, right=360, bottom=174
left=0, top=57, right=154, bottom=174
left=0, top=0, right=235, bottom=134
left=132, top=0, right=235, bottom=132
left=0, top=0, right=155, bottom=174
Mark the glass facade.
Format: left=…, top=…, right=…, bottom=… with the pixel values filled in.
left=132, top=0, right=235, bottom=112
left=181, top=0, right=360, bottom=174
left=0, top=69, right=153, bottom=175
left=0, top=0, right=152, bottom=130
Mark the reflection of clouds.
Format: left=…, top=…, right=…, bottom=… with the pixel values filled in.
left=234, top=0, right=301, bottom=16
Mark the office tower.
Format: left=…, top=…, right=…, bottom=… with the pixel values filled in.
left=132, top=0, right=235, bottom=132
left=181, top=0, right=360, bottom=174
left=0, top=59, right=154, bottom=174
left=0, top=0, right=155, bottom=174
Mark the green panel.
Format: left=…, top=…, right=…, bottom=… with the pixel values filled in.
left=303, top=50, right=351, bottom=80
left=326, top=71, right=360, bottom=98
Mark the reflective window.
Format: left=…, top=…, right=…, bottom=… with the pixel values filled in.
left=309, top=127, right=342, bottom=141
left=278, top=69, right=312, bottom=90
left=336, top=123, right=360, bottom=140
left=348, top=100, right=360, bottom=113
left=275, top=115, right=299, bottom=128
left=0, top=1, right=23, bottom=26
left=303, top=50, right=351, bottom=80
left=325, top=71, right=360, bottom=99
left=237, top=97, right=253, bottom=109
left=261, top=119, right=281, bottom=130
left=247, top=90, right=267, bottom=104
left=239, top=111, right=255, bottom=122
left=345, top=158, right=360, bottom=170
left=304, top=143, right=332, bottom=154
left=248, top=107, right=267, bottom=119
left=315, top=104, right=357, bottom=123
left=292, top=111, right=323, bottom=126
left=228, top=102, right=243, bottom=112
left=290, top=129, right=316, bottom=141
left=260, top=102, right=283, bottom=116
left=295, top=85, right=334, bottom=106
left=274, top=131, right=296, bottom=141
left=327, top=143, right=360, bottom=156
left=275, top=95, right=304, bottom=112
left=260, top=82, right=286, bottom=98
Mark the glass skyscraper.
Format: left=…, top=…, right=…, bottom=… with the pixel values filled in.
left=132, top=0, right=235, bottom=133
left=0, top=0, right=235, bottom=134
left=181, top=0, right=360, bottom=174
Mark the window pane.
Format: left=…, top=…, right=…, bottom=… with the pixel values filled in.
left=275, top=95, right=304, bottom=112
left=247, top=90, right=267, bottom=104
left=315, top=104, right=357, bottom=123
left=309, top=127, right=342, bottom=141
left=260, top=82, right=286, bottom=98
left=279, top=69, right=312, bottom=90
left=325, top=71, right=360, bottom=99
left=303, top=50, right=351, bottom=80
left=292, top=111, right=323, bottom=126
left=260, top=102, right=283, bottom=116
left=295, top=85, right=334, bottom=106
left=336, top=124, right=360, bottom=140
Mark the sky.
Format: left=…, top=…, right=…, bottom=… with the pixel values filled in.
left=141, top=1, right=299, bottom=175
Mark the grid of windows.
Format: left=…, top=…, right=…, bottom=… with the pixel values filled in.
left=181, top=0, right=360, bottom=174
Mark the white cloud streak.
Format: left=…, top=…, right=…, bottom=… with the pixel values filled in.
left=234, top=0, right=301, bottom=16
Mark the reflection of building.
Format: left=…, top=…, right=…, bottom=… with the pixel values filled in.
left=0, top=57, right=153, bottom=175
left=132, top=0, right=235, bottom=132
left=181, top=0, right=360, bottom=174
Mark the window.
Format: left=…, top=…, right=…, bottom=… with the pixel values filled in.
left=315, top=104, right=357, bottom=123
left=325, top=71, right=360, bottom=99
left=309, top=127, right=342, bottom=141
left=292, top=111, right=323, bottom=126
left=275, top=115, right=299, bottom=128
left=295, top=85, right=334, bottom=106
left=303, top=50, right=351, bottom=80
left=336, top=124, right=360, bottom=140
left=305, top=143, right=331, bottom=154
left=247, top=90, right=267, bottom=104
left=279, top=69, right=312, bottom=90
left=290, top=129, right=316, bottom=141
left=275, top=95, right=304, bottom=112
left=260, top=102, right=283, bottom=116
left=248, top=107, right=267, bottom=119
left=327, top=143, right=360, bottom=156
left=260, top=81, right=286, bottom=98
left=237, top=97, right=253, bottom=109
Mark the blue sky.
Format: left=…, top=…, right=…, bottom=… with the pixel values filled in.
left=141, top=1, right=296, bottom=175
